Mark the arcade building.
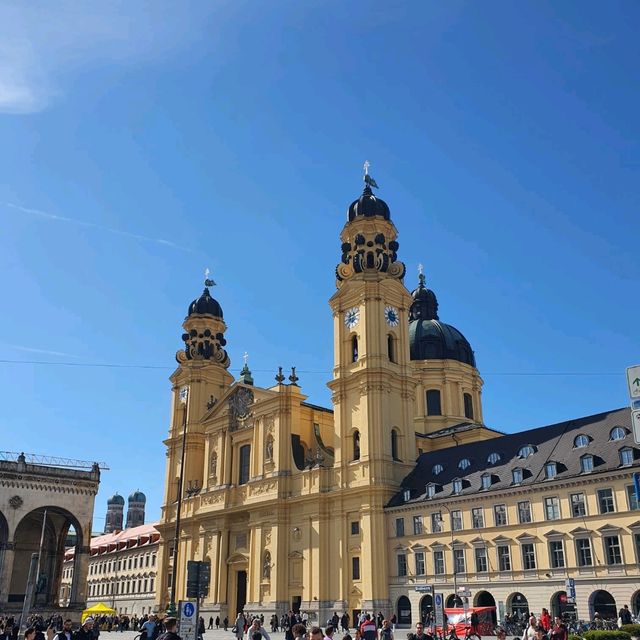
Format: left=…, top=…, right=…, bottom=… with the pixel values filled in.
left=156, top=175, right=638, bottom=625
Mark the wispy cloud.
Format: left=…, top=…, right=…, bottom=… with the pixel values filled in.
left=0, top=3, right=208, bottom=114
left=0, top=343, right=82, bottom=359
left=3, top=201, right=194, bottom=253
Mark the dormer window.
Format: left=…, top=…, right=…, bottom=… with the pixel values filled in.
left=432, top=464, right=444, bottom=476
left=518, top=445, right=536, bottom=459
left=580, top=455, right=594, bottom=474
left=610, top=427, right=627, bottom=441
left=452, top=479, right=463, bottom=495
left=458, top=458, right=471, bottom=471
left=544, top=462, right=557, bottom=480
left=574, top=434, right=590, bottom=448
left=512, top=468, right=523, bottom=485
left=403, top=489, right=411, bottom=502
left=620, top=447, right=634, bottom=466
left=426, top=483, right=436, bottom=499
left=487, top=452, right=501, bottom=465
left=480, top=473, right=492, bottom=490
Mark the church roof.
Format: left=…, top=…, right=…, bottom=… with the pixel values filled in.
left=389, top=407, right=637, bottom=507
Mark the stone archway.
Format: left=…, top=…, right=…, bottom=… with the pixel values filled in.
left=0, top=511, right=8, bottom=598
left=397, top=595, right=412, bottom=626
left=9, top=506, right=83, bottom=607
left=550, top=591, right=569, bottom=619
left=507, top=592, right=529, bottom=618
left=632, top=591, right=640, bottom=617
left=474, top=591, right=497, bottom=626
left=589, top=590, right=616, bottom=620
left=420, top=595, right=433, bottom=623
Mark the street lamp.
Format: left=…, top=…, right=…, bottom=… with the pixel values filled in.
left=167, top=385, right=189, bottom=616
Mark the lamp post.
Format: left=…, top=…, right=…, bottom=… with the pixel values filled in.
left=167, top=385, right=189, bottom=616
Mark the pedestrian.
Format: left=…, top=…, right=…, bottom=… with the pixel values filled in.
left=234, top=615, right=246, bottom=640
left=157, top=618, right=181, bottom=640
left=522, top=616, right=538, bottom=640
left=75, top=619, right=95, bottom=640
left=198, top=618, right=205, bottom=640
left=379, top=621, right=393, bottom=640
left=54, top=620, right=73, bottom=640
left=540, top=610, right=551, bottom=632
left=549, top=616, right=567, bottom=640
left=223, top=619, right=229, bottom=633
left=619, top=606, right=632, bottom=627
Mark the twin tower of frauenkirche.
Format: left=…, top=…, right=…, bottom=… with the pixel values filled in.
left=157, top=171, right=488, bottom=619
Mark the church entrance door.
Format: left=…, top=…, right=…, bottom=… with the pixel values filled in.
left=236, top=570, right=247, bottom=614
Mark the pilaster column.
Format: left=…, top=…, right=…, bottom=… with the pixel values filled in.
left=0, top=541, right=16, bottom=606
left=70, top=545, right=90, bottom=607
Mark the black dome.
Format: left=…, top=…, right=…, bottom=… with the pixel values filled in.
left=188, top=287, right=223, bottom=318
left=408, top=274, right=476, bottom=366
left=348, top=185, right=391, bottom=221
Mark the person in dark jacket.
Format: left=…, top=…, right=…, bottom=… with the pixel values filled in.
left=74, top=619, right=94, bottom=640
left=157, top=618, right=181, bottom=640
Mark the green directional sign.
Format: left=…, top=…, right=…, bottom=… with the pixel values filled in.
left=627, top=366, right=640, bottom=399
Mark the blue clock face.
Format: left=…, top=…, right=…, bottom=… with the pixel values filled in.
left=384, top=305, right=399, bottom=327
left=344, top=307, right=360, bottom=329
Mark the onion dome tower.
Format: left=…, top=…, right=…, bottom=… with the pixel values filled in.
left=408, top=268, right=484, bottom=436
left=126, top=490, right=146, bottom=528
left=104, top=493, right=124, bottom=533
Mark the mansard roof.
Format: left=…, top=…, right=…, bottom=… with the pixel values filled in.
left=389, top=407, right=635, bottom=507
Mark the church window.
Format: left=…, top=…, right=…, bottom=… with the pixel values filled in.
left=458, top=458, right=471, bottom=471
left=351, top=521, right=360, bottom=535
left=353, top=431, right=361, bottom=461
left=426, top=390, right=442, bottom=416
left=463, top=393, right=474, bottom=420
left=352, top=556, right=361, bottom=580
left=574, top=434, right=590, bottom=448
left=610, top=426, right=627, bottom=441
left=391, top=429, right=400, bottom=461
left=351, top=335, right=358, bottom=363
left=387, top=334, right=396, bottom=363
left=432, top=463, right=444, bottom=475
left=238, top=445, right=251, bottom=485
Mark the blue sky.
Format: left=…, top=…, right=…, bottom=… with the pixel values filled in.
left=0, top=1, right=638, bottom=528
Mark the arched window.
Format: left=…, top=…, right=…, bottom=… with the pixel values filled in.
left=458, top=458, right=471, bottom=471
left=464, top=393, right=474, bottom=420
left=518, top=445, right=536, bottom=459
left=574, top=434, right=590, bottom=448
left=353, top=431, right=361, bottom=461
left=487, top=452, right=501, bottom=465
left=426, top=390, right=442, bottom=416
left=388, top=334, right=396, bottom=363
left=391, top=429, right=400, bottom=461
left=610, top=427, right=627, bottom=441
left=432, top=464, right=444, bottom=475
left=351, top=335, right=359, bottom=363
left=238, top=445, right=251, bottom=485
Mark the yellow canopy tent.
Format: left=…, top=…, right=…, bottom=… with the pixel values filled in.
left=81, top=602, right=116, bottom=622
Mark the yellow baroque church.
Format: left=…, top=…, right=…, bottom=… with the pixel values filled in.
left=156, top=177, right=638, bottom=625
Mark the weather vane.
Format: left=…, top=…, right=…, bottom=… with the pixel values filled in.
left=204, top=267, right=216, bottom=288
left=363, top=160, right=379, bottom=189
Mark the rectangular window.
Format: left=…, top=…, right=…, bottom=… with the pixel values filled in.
left=152, top=554, right=156, bottom=566
left=433, top=549, right=445, bottom=575
left=518, top=501, right=532, bottom=524
left=598, top=488, right=615, bottom=514
left=415, top=551, right=426, bottom=576
left=150, top=578, right=155, bottom=592
left=146, top=555, right=150, bottom=567
left=576, top=538, right=593, bottom=567
left=522, top=543, right=536, bottom=570
left=627, top=485, right=640, bottom=511
left=464, top=393, right=474, bottom=420
left=395, top=518, right=405, bottom=537
left=351, top=521, right=360, bottom=535
left=397, top=553, right=407, bottom=577
left=544, top=496, right=561, bottom=521
left=620, top=448, right=634, bottom=466
left=474, top=547, right=488, bottom=572
left=604, top=535, right=623, bottom=565
left=549, top=540, right=565, bottom=568
left=134, top=557, right=138, bottom=569
left=451, top=510, right=463, bottom=531
left=431, top=512, right=443, bottom=533
left=453, top=548, right=465, bottom=574
left=472, top=507, right=484, bottom=529
left=352, top=556, right=361, bottom=580
left=426, top=390, right=442, bottom=416
left=494, top=504, right=507, bottom=526
left=144, top=579, right=148, bottom=592
left=497, top=545, right=511, bottom=572
left=239, top=444, right=251, bottom=485
left=413, top=515, right=424, bottom=535
left=571, top=493, right=587, bottom=517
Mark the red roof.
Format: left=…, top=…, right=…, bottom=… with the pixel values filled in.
left=65, top=523, right=160, bottom=560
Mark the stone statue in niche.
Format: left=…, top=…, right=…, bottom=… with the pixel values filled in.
left=210, top=451, right=217, bottom=478
left=262, top=550, right=271, bottom=579
left=265, top=435, right=274, bottom=462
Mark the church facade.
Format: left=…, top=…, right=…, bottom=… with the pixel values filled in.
left=156, top=178, right=638, bottom=624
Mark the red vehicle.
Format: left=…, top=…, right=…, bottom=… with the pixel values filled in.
left=433, top=606, right=496, bottom=640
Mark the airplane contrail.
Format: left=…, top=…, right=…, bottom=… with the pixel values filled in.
left=3, top=201, right=195, bottom=253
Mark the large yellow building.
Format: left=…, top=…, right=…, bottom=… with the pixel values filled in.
left=156, top=177, right=638, bottom=625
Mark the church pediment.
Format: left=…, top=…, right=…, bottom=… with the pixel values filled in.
left=202, top=383, right=277, bottom=428
left=288, top=550, right=304, bottom=559
left=227, top=552, right=249, bottom=565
